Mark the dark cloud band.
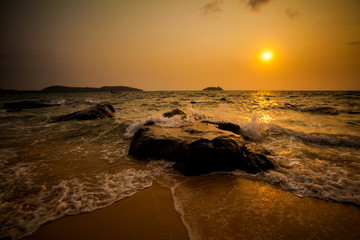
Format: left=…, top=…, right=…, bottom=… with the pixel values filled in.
left=247, top=0, right=270, bottom=11
left=200, top=0, right=223, bottom=15
left=347, top=41, right=360, bottom=45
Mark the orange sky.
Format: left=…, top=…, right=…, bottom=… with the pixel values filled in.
left=0, top=0, right=359, bottom=90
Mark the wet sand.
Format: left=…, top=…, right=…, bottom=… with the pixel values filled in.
left=24, top=183, right=189, bottom=240
left=23, top=176, right=360, bottom=240
left=172, top=175, right=360, bottom=240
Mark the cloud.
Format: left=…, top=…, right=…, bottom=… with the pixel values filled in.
left=200, top=0, right=223, bottom=15
left=285, top=8, right=299, bottom=19
left=247, top=0, right=270, bottom=11
left=347, top=41, right=360, bottom=46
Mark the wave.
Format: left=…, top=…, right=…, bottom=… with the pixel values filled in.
left=279, top=103, right=360, bottom=115
left=124, top=105, right=210, bottom=139
left=264, top=125, right=360, bottom=149
left=280, top=104, right=340, bottom=115
left=240, top=117, right=360, bottom=149
left=0, top=161, right=172, bottom=239
left=263, top=161, right=360, bottom=206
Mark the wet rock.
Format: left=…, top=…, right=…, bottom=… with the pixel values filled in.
left=163, top=108, right=186, bottom=118
left=51, top=104, right=115, bottom=122
left=201, top=121, right=241, bottom=135
left=129, top=122, right=275, bottom=176
left=3, top=101, right=60, bottom=110
left=239, top=143, right=276, bottom=174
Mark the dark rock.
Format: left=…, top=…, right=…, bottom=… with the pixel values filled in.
left=201, top=121, right=241, bottom=135
left=51, top=104, right=115, bottom=122
left=239, top=143, right=276, bottom=174
left=129, top=122, right=275, bottom=176
left=220, top=98, right=226, bottom=101
left=129, top=126, right=181, bottom=160
left=191, top=101, right=196, bottom=104
left=41, top=85, right=143, bottom=93
left=144, top=121, right=155, bottom=126
left=173, top=135, right=246, bottom=176
left=3, top=101, right=60, bottom=110
left=203, top=87, right=223, bottom=91
left=163, top=108, right=186, bottom=118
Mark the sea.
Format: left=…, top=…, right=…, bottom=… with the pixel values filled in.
left=0, top=90, right=359, bottom=239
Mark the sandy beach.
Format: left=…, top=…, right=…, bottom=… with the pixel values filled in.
left=23, top=176, right=360, bottom=240
left=24, top=183, right=189, bottom=240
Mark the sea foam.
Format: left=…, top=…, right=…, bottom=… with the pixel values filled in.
left=0, top=161, right=172, bottom=239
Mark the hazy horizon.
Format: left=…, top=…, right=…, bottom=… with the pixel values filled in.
left=2, top=85, right=360, bottom=92
left=1, top=0, right=359, bottom=91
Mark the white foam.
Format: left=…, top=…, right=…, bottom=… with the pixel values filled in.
left=263, top=160, right=360, bottom=205
left=239, top=115, right=269, bottom=140
left=49, top=99, right=71, bottom=105
left=84, top=99, right=100, bottom=104
left=0, top=161, right=171, bottom=239
left=171, top=181, right=197, bottom=240
left=124, top=105, right=214, bottom=139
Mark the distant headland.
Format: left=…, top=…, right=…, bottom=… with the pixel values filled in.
left=0, top=85, right=143, bottom=94
left=203, top=87, right=223, bottom=91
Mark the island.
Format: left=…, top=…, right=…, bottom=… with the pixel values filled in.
left=0, top=85, right=143, bottom=94
left=203, top=87, right=223, bottom=91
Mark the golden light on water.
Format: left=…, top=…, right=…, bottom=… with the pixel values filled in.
left=251, top=91, right=277, bottom=123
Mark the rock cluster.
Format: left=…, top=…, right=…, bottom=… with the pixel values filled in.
left=129, top=110, right=276, bottom=176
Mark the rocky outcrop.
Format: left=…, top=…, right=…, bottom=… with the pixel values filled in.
left=41, top=85, right=143, bottom=93
left=203, top=87, right=223, bottom=91
left=3, top=101, right=60, bottom=110
left=129, top=121, right=275, bottom=176
left=201, top=120, right=241, bottom=135
left=163, top=109, right=186, bottom=118
left=51, top=104, right=115, bottom=122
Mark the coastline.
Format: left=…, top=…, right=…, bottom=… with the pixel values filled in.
left=23, top=183, right=189, bottom=240
left=23, top=176, right=360, bottom=240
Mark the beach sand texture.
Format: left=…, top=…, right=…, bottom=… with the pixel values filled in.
left=25, top=177, right=360, bottom=240
left=24, top=183, right=189, bottom=240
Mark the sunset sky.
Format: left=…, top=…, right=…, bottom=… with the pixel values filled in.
left=0, top=0, right=359, bottom=90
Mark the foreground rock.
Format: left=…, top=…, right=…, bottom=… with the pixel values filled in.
left=52, top=104, right=115, bottom=122
left=3, top=101, right=60, bottom=110
left=129, top=122, right=275, bottom=176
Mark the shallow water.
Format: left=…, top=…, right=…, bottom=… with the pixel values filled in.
left=0, top=91, right=359, bottom=239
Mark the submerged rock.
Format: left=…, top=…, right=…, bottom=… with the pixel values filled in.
left=129, top=121, right=275, bottom=176
left=51, top=104, right=115, bottom=122
left=3, top=101, right=60, bottom=110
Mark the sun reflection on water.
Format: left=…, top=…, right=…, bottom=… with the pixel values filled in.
left=250, top=91, right=278, bottom=123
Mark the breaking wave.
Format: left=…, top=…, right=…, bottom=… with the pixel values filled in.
left=0, top=161, right=172, bottom=239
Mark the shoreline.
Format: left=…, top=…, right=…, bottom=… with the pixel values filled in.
left=22, top=176, right=360, bottom=240
left=23, top=183, right=189, bottom=240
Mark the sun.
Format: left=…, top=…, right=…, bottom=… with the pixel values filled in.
left=262, top=51, right=273, bottom=61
